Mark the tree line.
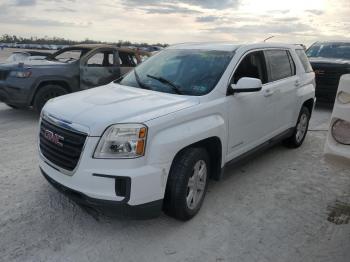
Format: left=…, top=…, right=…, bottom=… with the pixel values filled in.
left=0, top=34, right=168, bottom=47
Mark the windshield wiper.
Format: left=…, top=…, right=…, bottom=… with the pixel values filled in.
left=146, top=74, right=183, bottom=95
left=134, top=70, right=152, bottom=90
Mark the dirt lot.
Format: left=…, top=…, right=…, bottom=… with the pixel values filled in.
left=0, top=102, right=349, bottom=262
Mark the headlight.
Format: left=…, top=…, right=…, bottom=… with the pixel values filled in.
left=94, top=124, right=147, bottom=158
left=331, top=119, right=350, bottom=145
left=9, top=70, right=32, bottom=78
left=337, top=91, right=350, bottom=104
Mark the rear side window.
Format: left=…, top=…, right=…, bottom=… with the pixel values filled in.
left=296, top=49, right=313, bottom=73
left=265, top=50, right=295, bottom=82
left=119, top=52, right=137, bottom=67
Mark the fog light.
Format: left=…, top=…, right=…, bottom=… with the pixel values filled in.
left=115, top=177, right=131, bottom=197
left=331, top=119, right=350, bottom=145
left=337, top=91, right=350, bottom=104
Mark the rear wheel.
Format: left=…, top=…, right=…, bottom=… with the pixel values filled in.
left=33, top=85, right=68, bottom=113
left=6, top=103, right=19, bottom=109
left=164, top=148, right=210, bottom=220
left=283, top=106, right=310, bottom=148
left=5, top=103, right=27, bottom=110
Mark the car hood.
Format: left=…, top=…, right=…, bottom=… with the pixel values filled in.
left=309, top=57, right=350, bottom=66
left=43, top=83, right=200, bottom=136
left=0, top=59, right=67, bottom=68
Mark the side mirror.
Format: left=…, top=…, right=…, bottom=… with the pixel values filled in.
left=230, top=77, right=262, bottom=94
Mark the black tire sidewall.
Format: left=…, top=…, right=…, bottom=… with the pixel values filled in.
left=292, top=107, right=310, bottom=146
left=165, top=148, right=210, bottom=220
left=33, top=85, right=68, bottom=113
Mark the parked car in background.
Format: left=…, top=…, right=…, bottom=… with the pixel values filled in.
left=325, top=74, right=350, bottom=161
left=39, top=43, right=315, bottom=220
left=4, top=51, right=50, bottom=63
left=0, top=44, right=150, bottom=111
left=306, top=41, right=350, bottom=103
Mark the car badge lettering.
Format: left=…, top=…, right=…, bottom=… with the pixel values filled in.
left=43, top=129, right=64, bottom=147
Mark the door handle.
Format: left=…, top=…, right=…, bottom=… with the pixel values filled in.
left=295, top=80, right=301, bottom=87
left=263, top=89, right=274, bottom=97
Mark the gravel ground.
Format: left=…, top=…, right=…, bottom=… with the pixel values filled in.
left=0, top=102, right=349, bottom=262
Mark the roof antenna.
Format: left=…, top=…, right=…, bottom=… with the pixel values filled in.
left=263, top=36, right=274, bottom=42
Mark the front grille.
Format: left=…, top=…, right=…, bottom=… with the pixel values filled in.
left=40, top=118, right=87, bottom=171
left=312, top=65, right=348, bottom=89
left=0, top=70, right=10, bottom=80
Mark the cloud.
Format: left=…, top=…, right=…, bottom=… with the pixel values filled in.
left=273, top=17, right=300, bottom=23
left=141, top=4, right=202, bottom=14
left=15, top=0, right=36, bottom=6
left=305, top=9, right=324, bottom=15
left=44, top=7, right=77, bottom=12
left=0, top=16, right=89, bottom=28
left=123, top=0, right=239, bottom=10
left=268, top=9, right=290, bottom=14
left=196, top=15, right=221, bottom=23
left=207, top=22, right=313, bottom=35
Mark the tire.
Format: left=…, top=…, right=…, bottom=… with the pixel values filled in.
left=33, top=85, right=68, bottom=113
left=5, top=103, right=28, bottom=110
left=164, top=147, right=210, bottom=221
left=6, top=103, right=19, bottom=109
left=283, top=106, right=311, bottom=148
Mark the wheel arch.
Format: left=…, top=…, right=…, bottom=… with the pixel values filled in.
left=30, top=80, right=72, bottom=105
left=170, top=136, right=223, bottom=181
left=302, top=98, right=315, bottom=115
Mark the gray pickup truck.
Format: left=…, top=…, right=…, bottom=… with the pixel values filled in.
left=0, top=44, right=150, bottom=112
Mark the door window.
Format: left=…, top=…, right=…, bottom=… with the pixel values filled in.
left=87, top=51, right=114, bottom=67
left=265, top=50, right=295, bottom=82
left=232, top=51, right=268, bottom=84
left=119, top=52, right=137, bottom=67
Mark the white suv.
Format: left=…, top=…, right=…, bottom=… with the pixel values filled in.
left=39, top=43, right=315, bottom=220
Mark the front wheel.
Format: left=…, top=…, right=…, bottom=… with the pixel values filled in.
left=33, top=85, right=68, bottom=113
left=164, top=148, right=210, bottom=220
left=283, top=106, right=311, bottom=148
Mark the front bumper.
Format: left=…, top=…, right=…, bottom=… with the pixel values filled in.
left=0, top=80, right=31, bottom=106
left=39, top=135, right=170, bottom=218
left=41, top=169, right=162, bottom=219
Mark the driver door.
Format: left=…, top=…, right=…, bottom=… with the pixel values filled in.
left=226, top=50, right=277, bottom=160
left=80, top=49, right=120, bottom=90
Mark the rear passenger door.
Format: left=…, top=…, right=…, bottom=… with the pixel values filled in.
left=264, top=49, right=298, bottom=131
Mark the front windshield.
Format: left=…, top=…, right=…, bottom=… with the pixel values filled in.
left=119, top=49, right=234, bottom=96
left=49, top=48, right=88, bottom=63
left=306, top=42, right=350, bottom=59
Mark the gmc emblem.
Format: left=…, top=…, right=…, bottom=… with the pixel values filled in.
left=43, top=129, right=64, bottom=147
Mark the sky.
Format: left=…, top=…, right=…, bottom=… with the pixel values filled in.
left=0, top=0, right=349, bottom=46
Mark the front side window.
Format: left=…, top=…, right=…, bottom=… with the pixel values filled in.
left=265, top=50, right=295, bottom=82
left=119, top=49, right=234, bottom=96
left=50, top=48, right=89, bottom=63
left=232, top=51, right=267, bottom=84
left=306, top=42, right=350, bottom=59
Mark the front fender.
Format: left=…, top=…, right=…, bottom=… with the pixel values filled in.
left=146, top=114, right=226, bottom=168
left=28, top=75, right=79, bottom=104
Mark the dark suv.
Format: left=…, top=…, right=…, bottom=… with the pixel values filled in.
left=307, top=41, right=350, bottom=103
left=0, top=44, right=149, bottom=112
